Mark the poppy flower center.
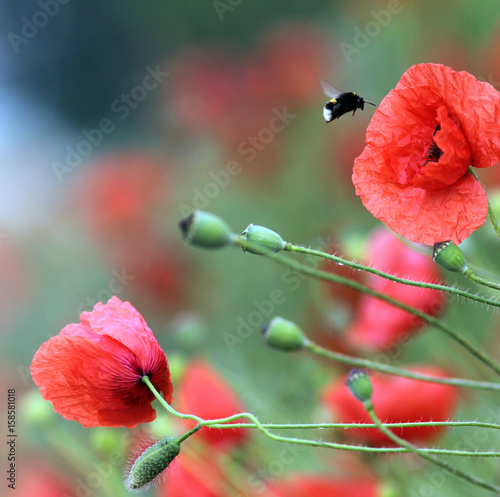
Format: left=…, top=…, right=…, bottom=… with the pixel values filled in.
left=411, top=105, right=471, bottom=190
left=423, top=125, right=443, bottom=166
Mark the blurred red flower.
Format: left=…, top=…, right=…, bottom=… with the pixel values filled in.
left=177, top=359, right=248, bottom=449
left=169, top=49, right=241, bottom=135
left=167, top=23, right=330, bottom=177
left=265, top=474, right=382, bottom=497
left=159, top=453, right=228, bottom=497
left=113, top=235, right=188, bottom=309
left=17, top=463, right=76, bottom=497
left=77, top=152, right=171, bottom=241
left=322, top=366, right=459, bottom=446
left=347, top=228, right=445, bottom=350
left=260, top=24, right=330, bottom=104
left=30, top=296, right=172, bottom=428
left=353, top=63, right=500, bottom=245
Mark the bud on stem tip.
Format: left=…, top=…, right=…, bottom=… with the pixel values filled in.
left=433, top=241, right=468, bottom=274
left=239, top=224, right=288, bottom=255
left=126, top=436, right=181, bottom=490
left=346, top=369, right=373, bottom=403
left=179, top=211, right=235, bottom=249
left=262, top=317, right=309, bottom=351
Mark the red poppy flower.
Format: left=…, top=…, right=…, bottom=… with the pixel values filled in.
left=347, top=228, right=445, bottom=350
left=322, top=366, right=459, bottom=446
left=176, top=359, right=248, bottom=449
left=353, top=63, right=500, bottom=245
left=265, top=474, right=382, bottom=497
left=30, top=296, right=172, bottom=428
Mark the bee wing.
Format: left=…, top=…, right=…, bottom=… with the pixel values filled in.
left=320, top=79, right=342, bottom=99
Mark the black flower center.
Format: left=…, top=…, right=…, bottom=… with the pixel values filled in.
left=423, top=125, right=442, bottom=166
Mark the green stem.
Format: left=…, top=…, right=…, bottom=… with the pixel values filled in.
left=288, top=243, right=500, bottom=309
left=44, top=426, right=120, bottom=497
left=143, top=376, right=204, bottom=423
left=366, top=401, right=500, bottom=493
left=209, top=420, right=500, bottom=430
left=233, top=238, right=500, bottom=377
left=465, top=268, right=500, bottom=292
left=307, top=341, right=500, bottom=392
left=469, top=166, right=500, bottom=240
left=176, top=425, right=202, bottom=444
left=143, top=376, right=500, bottom=458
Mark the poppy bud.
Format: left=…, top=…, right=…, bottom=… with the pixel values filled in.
left=345, top=369, right=373, bottom=403
left=126, top=436, right=181, bottom=490
left=179, top=211, right=234, bottom=249
left=262, top=317, right=309, bottom=351
left=239, top=224, right=287, bottom=255
left=20, top=390, right=54, bottom=427
left=432, top=241, right=468, bottom=274
left=90, top=428, right=124, bottom=457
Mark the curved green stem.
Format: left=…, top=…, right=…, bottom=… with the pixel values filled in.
left=233, top=238, right=500, bottom=377
left=143, top=376, right=500, bottom=458
left=307, top=341, right=500, bottom=392
left=209, top=420, right=500, bottom=430
left=288, top=243, right=500, bottom=309
left=470, top=166, right=500, bottom=240
left=143, top=376, right=204, bottom=423
left=365, top=400, right=500, bottom=493
left=465, top=268, right=500, bottom=292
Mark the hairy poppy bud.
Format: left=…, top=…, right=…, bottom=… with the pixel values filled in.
left=345, top=369, right=373, bottom=403
left=262, top=317, right=309, bottom=351
left=179, top=211, right=234, bottom=249
left=432, top=241, right=468, bottom=274
left=126, top=436, right=180, bottom=490
left=240, top=224, right=287, bottom=255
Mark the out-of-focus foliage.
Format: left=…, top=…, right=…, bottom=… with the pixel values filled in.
left=2, top=0, right=500, bottom=495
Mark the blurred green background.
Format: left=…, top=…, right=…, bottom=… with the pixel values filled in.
left=2, top=0, right=500, bottom=495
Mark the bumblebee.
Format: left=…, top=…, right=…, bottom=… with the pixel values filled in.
left=321, top=80, right=376, bottom=122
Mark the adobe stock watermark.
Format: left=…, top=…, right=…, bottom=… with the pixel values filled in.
left=340, top=0, right=411, bottom=63
left=178, top=106, right=295, bottom=216
left=478, top=73, right=500, bottom=92
left=75, top=268, right=135, bottom=315
left=223, top=236, right=330, bottom=353
left=15, top=268, right=134, bottom=386
left=52, top=65, right=169, bottom=183
left=60, top=431, right=128, bottom=497
left=407, top=406, right=500, bottom=496
left=7, top=0, right=71, bottom=54
left=248, top=444, right=307, bottom=494
left=213, top=0, right=242, bottom=21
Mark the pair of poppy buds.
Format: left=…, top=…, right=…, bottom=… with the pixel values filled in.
left=179, top=210, right=470, bottom=273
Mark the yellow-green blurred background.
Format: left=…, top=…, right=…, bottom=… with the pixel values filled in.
left=2, top=1, right=500, bottom=495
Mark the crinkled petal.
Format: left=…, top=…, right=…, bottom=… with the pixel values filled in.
left=80, top=296, right=155, bottom=354
left=353, top=144, right=488, bottom=245
left=397, top=63, right=500, bottom=168
left=60, top=297, right=173, bottom=404
left=412, top=106, right=471, bottom=189
left=31, top=334, right=158, bottom=428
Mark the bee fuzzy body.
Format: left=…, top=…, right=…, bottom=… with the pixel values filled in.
left=321, top=80, right=375, bottom=123
left=323, top=93, right=366, bottom=122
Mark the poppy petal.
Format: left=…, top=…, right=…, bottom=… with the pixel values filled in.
left=30, top=297, right=172, bottom=428
left=397, top=64, right=500, bottom=168
left=354, top=145, right=487, bottom=244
